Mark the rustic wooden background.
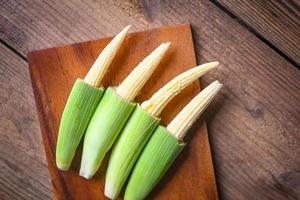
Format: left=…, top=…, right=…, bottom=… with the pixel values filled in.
left=0, top=0, right=299, bottom=199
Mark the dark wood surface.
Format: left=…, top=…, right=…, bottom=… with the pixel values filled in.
left=0, top=43, right=52, bottom=199
left=216, top=0, right=300, bottom=66
left=0, top=0, right=299, bottom=199
left=27, top=24, right=218, bottom=200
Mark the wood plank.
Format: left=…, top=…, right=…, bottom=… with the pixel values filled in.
left=0, top=43, right=52, bottom=199
left=0, top=0, right=145, bottom=57
left=27, top=24, right=218, bottom=200
left=215, top=0, right=300, bottom=66
left=216, top=0, right=300, bottom=66
left=1, top=0, right=300, bottom=199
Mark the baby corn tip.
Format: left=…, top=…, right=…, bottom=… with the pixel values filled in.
left=165, top=41, right=171, bottom=47
left=211, top=61, right=219, bottom=66
left=204, top=61, right=219, bottom=70
left=122, top=25, right=131, bottom=34
left=212, top=80, right=223, bottom=88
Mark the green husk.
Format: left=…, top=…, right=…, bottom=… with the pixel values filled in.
left=56, top=26, right=131, bottom=171
left=80, top=43, right=170, bottom=179
left=124, top=126, right=185, bottom=200
left=104, top=62, right=219, bottom=199
left=124, top=81, right=222, bottom=199
left=80, top=87, right=135, bottom=179
left=105, top=105, right=160, bottom=199
left=56, top=79, right=103, bottom=170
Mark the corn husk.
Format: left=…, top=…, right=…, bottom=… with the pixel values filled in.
left=105, top=105, right=160, bottom=199
left=104, top=62, right=218, bottom=199
left=55, top=25, right=130, bottom=170
left=124, top=126, right=184, bottom=200
left=79, top=87, right=135, bottom=179
left=124, top=81, right=222, bottom=199
left=80, top=43, right=170, bottom=179
left=56, top=79, right=103, bottom=170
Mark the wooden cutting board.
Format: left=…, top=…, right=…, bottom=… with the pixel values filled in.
left=27, top=24, right=218, bottom=200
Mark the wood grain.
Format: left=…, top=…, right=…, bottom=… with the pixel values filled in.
left=215, top=0, right=300, bottom=66
left=27, top=24, right=218, bottom=200
left=0, top=43, right=52, bottom=199
left=1, top=0, right=300, bottom=199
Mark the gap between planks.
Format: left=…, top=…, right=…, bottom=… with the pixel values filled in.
left=0, top=1, right=298, bottom=70
left=209, top=0, right=300, bottom=69
left=0, top=38, right=27, bottom=62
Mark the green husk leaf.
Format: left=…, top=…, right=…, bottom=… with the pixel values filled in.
left=124, top=81, right=222, bottom=199
left=56, top=79, right=104, bottom=170
left=105, top=105, right=160, bottom=199
left=124, top=126, right=185, bottom=200
left=80, top=87, right=135, bottom=179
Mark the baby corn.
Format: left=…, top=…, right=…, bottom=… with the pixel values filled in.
left=105, top=62, right=219, bottom=199
left=124, top=81, right=222, bottom=200
left=56, top=26, right=130, bottom=171
left=79, top=42, right=171, bottom=179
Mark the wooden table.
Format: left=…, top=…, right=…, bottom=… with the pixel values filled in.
left=0, top=0, right=299, bottom=199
